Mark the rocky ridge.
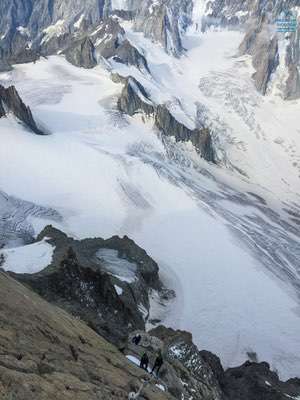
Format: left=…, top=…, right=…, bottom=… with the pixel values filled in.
left=117, top=76, right=215, bottom=162
left=125, top=326, right=300, bottom=400
left=8, top=225, right=170, bottom=349
left=133, top=0, right=192, bottom=56
left=239, top=15, right=280, bottom=94
left=0, top=84, right=43, bottom=134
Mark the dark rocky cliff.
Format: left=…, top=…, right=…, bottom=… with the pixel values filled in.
left=118, top=76, right=215, bottom=162
left=125, top=326, right=300, bottom=400
left=11, top=225, right=167, bottom=348
left=65, top=37, right=97, bottom=69
left=0, top=84, right=43, bottom=134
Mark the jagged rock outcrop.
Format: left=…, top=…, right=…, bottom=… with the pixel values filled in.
left=155, top=104, right=215, bottom=162
left=118, top=76, right=155, bottom=116
left=285, top=64, right=300, bottom=99
left=0, top=0, right=105, bottom=44
left=14, top=249, right=144, bottom=348
left=0, top=84, right=43, bottom=134
left=118, top=77, right=215, bottom=162
left=252, top=35, right=279, bottom=95
left=89, top=18, right=126, bottom=59
left=0, top=1, right=88, bottom=67
left=134, top=0, right=192, bottom=56
left=149, top=326, right=224, bottom=400
left=284, top=28, right=300, bottom=100
left=223, top=361, right=300, bottom=400
left=61, top=18, right=149, bottom=72
left=91, top=19, right=149, bottom=72
left=112, top=39, right=149, bottom=71
left=0, top=271, right=173, bottom=400
left=0, top=48, right=12, bottom=72
left=11, top=225, right=167, bottom=348
left=0, top=1, right=149, bottom=71
left=239, top=17, right=279, bottom=95
left=126, top=326, right=300, bottom=400
left=65, top=37, right=97, bottom=68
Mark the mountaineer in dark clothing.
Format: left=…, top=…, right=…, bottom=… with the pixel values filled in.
left=151, top=350, right=163, bottom=376
left=140, top=352, right=149, bottom=371
left=132, top=334, right=142, bottom=345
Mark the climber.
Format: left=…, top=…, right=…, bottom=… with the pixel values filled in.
left=151, top=350, right=163, bottom=377
left=132, top=333, right=142, bottom=346
left=140, top=352, right=149, bottom=371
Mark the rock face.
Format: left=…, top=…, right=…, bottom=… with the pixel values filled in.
left=149, top=326, right=224, bottom=400
left=134, top=0, right=190, bottom=56
left=126, top=326, right=300, bottom=400
left=90, top=19, right=149, bottom=71
left=0, top=0, right=190, bottom=64
left=118, top=76, right=155, bottom=116
left=0, top=84, right=43, bottom=134
left=0, top=0, right=104, bottom=44
left=155, top=104, right=215, bottom=162
left=61, top=18, right=149, bottom=72
left=112, top=39, right=149, bottom=72
left=118, top=76, right=215, bottom=162
left=12, top=225, right=165, bottom=348
left=0, top=271, right=173, bottom=400
left=239, top=17, right=279, bottom=95
left=0, top=1, right=149, bottom=71
left=284, top=28, right=300, bottom=100
left=223, top=361, right=300, bottom=400
left=65, top=37, right=97, bottom=69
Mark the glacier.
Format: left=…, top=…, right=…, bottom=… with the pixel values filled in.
left=0, top=21, right=300, bottom=381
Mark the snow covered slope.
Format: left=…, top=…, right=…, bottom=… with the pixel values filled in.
left=0, top=47, right=299, bottom=380
left=1, top=239, right=55, bottom=274
left=115, top=22, right=300, bottom=201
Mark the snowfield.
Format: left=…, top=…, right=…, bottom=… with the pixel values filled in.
left=1, top=239, right=54, bottom=274
left=0, top=26, right=299, bottom=380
